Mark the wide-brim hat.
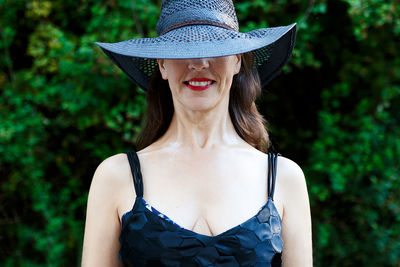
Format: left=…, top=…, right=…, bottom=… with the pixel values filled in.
left=95, top=0, right=297, bottom=90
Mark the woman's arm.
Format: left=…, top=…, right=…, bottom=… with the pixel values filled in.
left=81, top=154, right=129, bottom=267
left=278, top=157, right=313, bottom=267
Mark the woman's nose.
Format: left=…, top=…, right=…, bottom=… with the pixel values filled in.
left=188, top=58, right=210, bottom=70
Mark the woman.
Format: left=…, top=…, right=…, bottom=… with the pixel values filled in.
left=82, top=0, right=312, bottom=266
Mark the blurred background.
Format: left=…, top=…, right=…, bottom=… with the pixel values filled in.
left=1, top=0, right=399, bottom=266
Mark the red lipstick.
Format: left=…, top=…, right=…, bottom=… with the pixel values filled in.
left=184, top=78, right=215, bottom=91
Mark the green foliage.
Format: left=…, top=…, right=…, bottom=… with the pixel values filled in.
left=1, top=0, right=399, bottom=266
left=306, top=0, right=400, bottom=262
left=1, top=0, right=146, bottom=265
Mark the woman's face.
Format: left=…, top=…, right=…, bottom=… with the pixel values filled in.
left=157, top=55, right=241, bottom=112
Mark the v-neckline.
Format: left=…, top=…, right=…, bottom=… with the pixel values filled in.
left=121, top=196, right=278, bottom=238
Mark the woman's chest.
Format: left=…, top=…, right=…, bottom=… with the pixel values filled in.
left=133, top=151, right=272, bottom=236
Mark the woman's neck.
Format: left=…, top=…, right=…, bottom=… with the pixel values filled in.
left=155, top=102, right=245, bottom=151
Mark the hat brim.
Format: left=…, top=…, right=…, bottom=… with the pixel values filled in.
left=95, top=23, right=296, bottom=90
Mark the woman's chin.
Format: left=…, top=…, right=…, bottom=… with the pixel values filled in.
left=176, top=90, right=225, bottom=113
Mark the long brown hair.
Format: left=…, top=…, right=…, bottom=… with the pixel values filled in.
left=136, top=53, right=270, bottom=152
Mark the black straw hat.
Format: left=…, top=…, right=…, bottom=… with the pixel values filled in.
left=95, top=0, right=297, bottom=90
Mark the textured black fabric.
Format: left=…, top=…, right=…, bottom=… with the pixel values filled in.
left=120, top=151, right=283, bottom=266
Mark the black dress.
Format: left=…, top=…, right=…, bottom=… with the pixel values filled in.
left=119, top=151, right=283, bottom=266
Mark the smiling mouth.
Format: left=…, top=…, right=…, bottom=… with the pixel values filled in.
left=184, top=78, right=215, bottom=91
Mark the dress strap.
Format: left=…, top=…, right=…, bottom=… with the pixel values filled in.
left=125, top=151, right=143, bottom=197
left=267, top=152, right=280, bottom=200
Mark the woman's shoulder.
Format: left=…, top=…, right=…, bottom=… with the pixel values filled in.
left=253, top=149, right=305, bottom=183
left=274, top=155, right=308, bottom=199
left=90, top=152, right=133, bottom=191
left=276, top=155, right=305, bottom=180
